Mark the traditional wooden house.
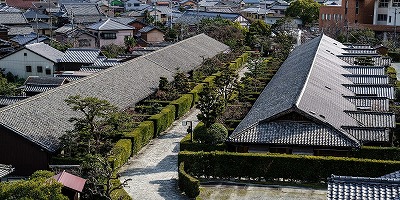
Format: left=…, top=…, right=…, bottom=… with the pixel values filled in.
left=228, top=35, right=395, bottom=156
left=0, top=34, right=229, bottom=175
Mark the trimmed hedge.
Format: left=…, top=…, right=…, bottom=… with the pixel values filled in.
left=124, top=121, right=154, bottom=154
left=353, top=146, right=400, bottom=161
left=189, top=83, right=205, bottom=103
left=149, top=105, right=176, bottom=136
left=178, top=151, right=400, bottom=183
left=109, top=139, right=132, bottom=169
left=170, top=94, right=193, bottom=119
left=178, top=162, right=200, bottom=198
left=202, top=75, right=216, bottom=86
left=180, top=133, right=227, bottom=152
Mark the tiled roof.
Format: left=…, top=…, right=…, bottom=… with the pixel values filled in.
left=342, top=66, right=386, bottom=76
left=91, top=57, right=121, bottom=67
left=61, top=3, right=102, bottom=16
left=0, top=96, right=28, bottom=107
left=24, top=85, right=60, bottom=93
left=344, top=74, right=388, bottom=85
left=174, top=10, right=242, bottom=25
left=230, top=34, right=395, bottom=147
left=139, top=26, right=159, bottom=33
left=111, top=17, right=137, bottom=25
left=228, top=121, right=356, bottom=147
left=24, top=9, right=50, bottom=20
left=327, top=174, right=400, bottom=200
left=0, top=5, right=21, bottom=12
left=10, top=33, right=48, bottom=46
left=0, top=164, right=14, bottom=178
left=345, top=111, right=396, bottom=128
left=343, top=127, right=389, bottom=142
left=380, top=171, right=400, bottom=179
left=87, top=19, right=134, bottom=31
left=7, top=26, right=34, bottom=36
left=60, top=48, right=101, bottom=63
left=73, top=15, right=107, bottom=24
left=345, top=96, right=389, bottom=112
left=24, top=76, right=67, bottom=86
left=0, top=34, right=228, bottom=152
left=55, top=24, right=74, bottom=34
left=230, top=34, right=360, bottom=147
left=4, top=0, right=38, bottom=9
left=30, top=21, right=56, bottom=29
left=0, top=12, right=28, bottom=25
left=344, top=84, right=394, bottom=99
left=79, top=66, right=107, bottom=72
left=25, top=42, right=64, bottom=63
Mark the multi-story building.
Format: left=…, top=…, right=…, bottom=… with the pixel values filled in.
left=319, top=0, right=400, bottom=36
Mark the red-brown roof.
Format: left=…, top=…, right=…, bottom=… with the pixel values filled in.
left=5, top=0, right=40, bottom=10
left=53, top=171, right=86, bottom=192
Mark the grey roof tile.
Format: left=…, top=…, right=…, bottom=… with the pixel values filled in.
left=0, top=96, right=28, bottom=107
left=228, top=121, right=356, bottom=147
left=7, top=26, right=34, bottom=36
left=87, top=19, right=134, bottom=31
left=343, top=127, right=389, bottom=142
left=231, top=35, right=360, bottom=147
left=0, top=164, right=14, bottom=178
left=342, top=66, right=386, bottom=75
left=61, top=3, right=102, bottom=16
left=60, top=48, right=101, bottom=63
left=344, top=84, right=394, bottom=99
left=24, top=9, right=50, bottom=20
left=25, top=42, right=64, bottom=63
left=0, top=12, right=28, bottom=25
left=345, top=111, right=396, bottom=128
left=327, top=174, right=400, bottom=200
left=380, top=171, right=400, bottom=179
left=344, top=74, right=389, bottom=85
left=24, top=76, right=67, bottom=85
left=0, top=33, right=228, bottom=152
left=111, top=17, right=137, bottom=25
left=345, top=96, right=389, bottom=111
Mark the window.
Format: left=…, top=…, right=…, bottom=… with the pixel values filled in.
left=355, top=0, right=359, bottom=14
left=100, top=32, right=116, bottom=39
left=345, top=0, right=348, bottom=14
left=37, top=66, right=43, bottom=73
left=378, top=14, right=388, bottom=21
left=393, top=0, right=400, bottom=7
left=390, top=16, right=392, bottom=23
left=45, top=68, right=51, bottom=75
left=321, top=14, right=325, bottom=20
left=24, top=53, right=27, bottom=56
left=327, top=14, right=331, bottom=20
left=379, top=0, right=389, bottom=7
left=26, top=66, right=32, bottom=72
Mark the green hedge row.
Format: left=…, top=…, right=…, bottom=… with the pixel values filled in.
left=178, top=151, right=400, bottom=183
left=124, top=121, right=154, bottom=154
left=180, top=133, right=227, bottom=152
left=109, top=139, right=132, bottom=169
left=149, top=105, right=176, bottom=136
left=353, top=146, right=400, bottom=161
left=202, top=75, right=216, bottom=86
left=189, top=83, right=205, bottom=103
left=171, top=94, right=193, bottom=119
left=178, top=162, right=200, bottom=198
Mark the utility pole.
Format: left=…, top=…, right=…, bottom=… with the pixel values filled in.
left=36, top=13, right=39, bottom=43
left=395, top=8, right=398, bottom=47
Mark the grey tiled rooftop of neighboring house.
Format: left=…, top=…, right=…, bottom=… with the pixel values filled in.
left=25, top=42, right=64, bottom=63
left=0, top=12, right=28, bottom=25
left=60, top=48, right=101, bottom=63
left=87, top=19, right=134, bottom=31
left=327, top=174, right=400, bottom=200
left=0, top=164, right=14, bottom=178
left=229, top=34, right=395, bottom=147
left=0, top=34, right=228, bottom=153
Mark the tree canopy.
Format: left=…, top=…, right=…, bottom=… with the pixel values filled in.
left=285, top=0, right=320, bottom=25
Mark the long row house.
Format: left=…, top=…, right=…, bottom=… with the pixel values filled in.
left=228, top=34, right=395, bottom=156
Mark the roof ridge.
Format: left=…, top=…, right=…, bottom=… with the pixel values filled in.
left=294, top=34, right=324, bottom=108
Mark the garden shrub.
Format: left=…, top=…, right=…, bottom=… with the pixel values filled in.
left=353, top=146, right=400, bottom=161
left=189, top=83, right=205, bottom=103
left=109, top=139, right=132, bottom=169
left=124, top=121, right=154, bottom=154
left=178, top=162, right=200, bottom=198
left=202, top=75, right=216, bottom=86
left=50, top=156, right=82, bottom=165
left=170, top=94, right=193, bottom=119
left=149, top=105, right=176, bottom=136
left=179, top=151, right=400, bottom=183
left=180, top=133, right=227, bottom=152
left=193, top=122, right=228, bottom=144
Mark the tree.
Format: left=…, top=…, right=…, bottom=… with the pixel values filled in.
left=354, top=56, right=375, bottom=66
left=199, top=17, right=245, bottom=49
left=272, top=32, right=295, bottom=62
left=0, top=170, right=68, bottom=200
left=81, top=154, right=131, bottom=200
left=0, top=76, right=16, bottom=96
left=214, top=66, right=238, bottom=106
left=124, top=35, right=136, bottom=52
left=285, top=0, right=320, bottom=25
left=61, top=95, right=131, bottom=156
left=245, top=20, right=272, bottom=53
left=101, top=44, right=125, bottom=58
left=197, top=85, right=225, bottom=127
left=173, top=71, right=191, bottom=94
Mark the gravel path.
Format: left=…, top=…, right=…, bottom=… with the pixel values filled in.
left=119, top=109, right=200, bottom=200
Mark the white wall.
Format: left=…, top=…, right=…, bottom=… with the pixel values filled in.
left=0, top=49, right=55, bottom=79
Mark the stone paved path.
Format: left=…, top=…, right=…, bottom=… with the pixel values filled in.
left=119, top=109, right=200, bottom=200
